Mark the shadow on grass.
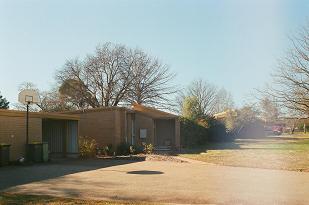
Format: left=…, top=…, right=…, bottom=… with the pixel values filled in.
left=267, top=136, right=309, bottom=140
left=0, top=158, right=143, bottom=191
left=0, top=193, right=60, bottom=204
left=179, top=140, right=241, bottom=154
left=179, top=136, right=309, bottom=155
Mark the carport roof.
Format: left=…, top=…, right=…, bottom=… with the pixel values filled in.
left=60, top=104, right=178, bottom=119
left=131, top=103, right=178, bottom=119
left=0, top=109, right=80, bottom=120
left=61, top=106, right=134, bottom=114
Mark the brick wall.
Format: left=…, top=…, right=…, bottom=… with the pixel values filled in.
left=134, top=113, right=154, bottom=145
left=78, top=110, right=117, bottom=148
left=0, top=115, right=42, bottom=161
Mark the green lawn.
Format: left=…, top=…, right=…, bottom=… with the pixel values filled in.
left=0, top=193, right=157, bottom=205
left=180, top=136, right=309, bottom=172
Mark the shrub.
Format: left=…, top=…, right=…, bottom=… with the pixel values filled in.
left=79, top=136, right=97, bottom=158
left=96, top=144, right=113, bottom=156
left=129, top=145, right=135, bottom=155
left=180, top=116, right=232, bottom=146
left=104, top=144, right=113, bottom=156
left=208, top=118, right=231, bottom=142
left=143, top=143, right=154, bottom=154
left=180, top=117, right=209, bottom=147
left=116, top=143, right=152, bottom=156
left=134, top=144, right=144, bottom=154
left=116, top=142, right=131, bottom=156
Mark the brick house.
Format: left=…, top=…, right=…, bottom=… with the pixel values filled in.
left=67, top=104, right=180, bottom=150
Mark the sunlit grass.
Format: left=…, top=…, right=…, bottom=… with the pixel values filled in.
left=180, top=137, right=309, bottom=172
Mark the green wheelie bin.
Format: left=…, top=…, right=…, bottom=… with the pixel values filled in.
left=0, top=144, right=11, bottom=166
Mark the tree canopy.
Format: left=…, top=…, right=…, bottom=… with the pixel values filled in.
left=178, top=79, right=234, bottom=118
left=56, top=43, right=176, bottom=110
left=0, top=93, right=9, bottom=109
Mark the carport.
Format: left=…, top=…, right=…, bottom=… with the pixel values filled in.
left=42, top=118, right=79, bottom=158
left=0, top=110, right=79, bottom=161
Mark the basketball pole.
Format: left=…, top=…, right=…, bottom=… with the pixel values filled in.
left=26, top=102, right=29, bottom=145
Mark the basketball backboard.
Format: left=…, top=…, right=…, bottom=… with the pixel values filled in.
left=18, top=89, right=40, bottom=105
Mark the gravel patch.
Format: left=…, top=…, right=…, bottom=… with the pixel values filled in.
left=96, top=154, right=187, bottom=163
left=145, top=154, right=187, bottom=163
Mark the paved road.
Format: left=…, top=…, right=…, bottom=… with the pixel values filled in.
left=1, top=158, right=309, bottom=205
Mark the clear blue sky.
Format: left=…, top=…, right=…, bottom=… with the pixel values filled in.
left=0, top=0, right=308, bottom=107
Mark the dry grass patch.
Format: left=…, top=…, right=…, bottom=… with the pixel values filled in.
left=0, top=193, right=158, bottom=205
left=180, top=137, right=309, bottom=172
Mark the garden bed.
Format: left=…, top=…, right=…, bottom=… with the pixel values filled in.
left=96, top=154, right=187, bottom=163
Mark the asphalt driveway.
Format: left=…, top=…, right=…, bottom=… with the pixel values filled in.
left=1, top=158, right=309, bottom=205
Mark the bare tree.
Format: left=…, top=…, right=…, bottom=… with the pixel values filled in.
left=40, top=89, right=77, bottom=112
left=259, top=96, right=279, bottom=123
left=14, top=82, right=75, bottom=112
left=213, top=88, right=234, bottom=113
left=178, top=79, right=233, bottom=117
left=57, top=58, right=100, bottom=109
left=266, top=24, right=309, bottom=116
left=56, top=43, right=176, bottom=109
left=127, top=49, right=176, bottom=107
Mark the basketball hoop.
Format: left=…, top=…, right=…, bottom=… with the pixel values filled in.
left=18, top=89, right=40, bottom=105
left=18, top=89, right=40, bottom=145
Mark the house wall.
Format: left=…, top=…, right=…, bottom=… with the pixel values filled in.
left=77, top=109, right=129, bottom=149
left=0, top=115, right=42, bottom=161
left=78, top=110, right=115, bottom=147
left=126, top=113, right=133, bottom=144
left=134, top=113, right=154, bottom=145
left=73, top=108, right=180, bottom=150
left=175, top=118, right=180, bottom=149
left=114, top=109, right=127, bottom=146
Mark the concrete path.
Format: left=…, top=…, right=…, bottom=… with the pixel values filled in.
left=1, top=159, right=309, bottom=205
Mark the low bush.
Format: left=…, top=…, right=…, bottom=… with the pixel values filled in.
left=180, top=117, right=209, bottom=147
left=129, top=145, right=135, bottom=155
left=143, top=143, right=154, bottom=154
left=134, top=145, right=144, bottom=154
left=96, top=144, right=113, bottom=156
left=180, top=117, right=232, bottom=147
left=208, top=118, right=231, bottom=142
left=116, top=143, right=154, bottom=155
left=79, top=136, right=97, bottom=158
left=116, top=142, right=131, bottom=156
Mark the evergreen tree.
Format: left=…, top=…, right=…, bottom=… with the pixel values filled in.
left=0, top=93, right=9, bottom=109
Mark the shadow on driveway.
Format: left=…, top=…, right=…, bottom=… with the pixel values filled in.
left=0, top=158, right=140, bottom=191
left=127, top=170, right=163, bottom=175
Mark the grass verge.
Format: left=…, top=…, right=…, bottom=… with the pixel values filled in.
left=0, top=193, right=157, bottom=205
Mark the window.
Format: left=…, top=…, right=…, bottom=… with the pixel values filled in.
left=140, top=129, right=147, bottom=139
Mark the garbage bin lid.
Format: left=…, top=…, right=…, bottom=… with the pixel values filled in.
left=0, top=144, right=11, bottom=147
left=28, top=142, right=43, bottom=145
